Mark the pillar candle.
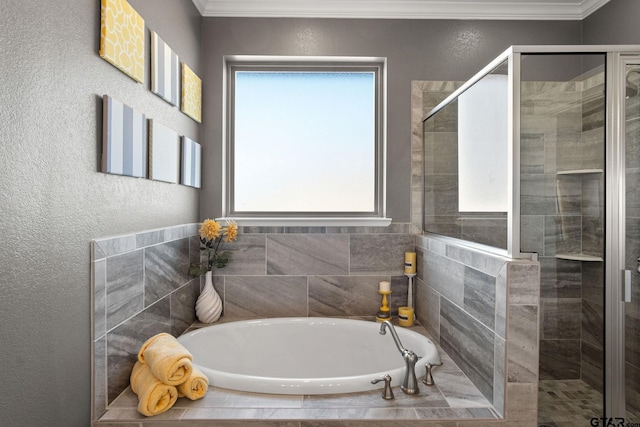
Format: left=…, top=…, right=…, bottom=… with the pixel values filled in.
left=404, top=252, right=417, bottom=274
left=379, top=280, right=391, bottom=292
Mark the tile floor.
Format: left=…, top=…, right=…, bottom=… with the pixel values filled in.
left=537, top=380, right=603, bottom=427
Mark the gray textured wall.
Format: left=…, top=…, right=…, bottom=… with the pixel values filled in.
left=0, top=1, right=201, bottom=425
left=199, top=18, right=582, bottom=222
left=583, top=0, right=640, bottom=44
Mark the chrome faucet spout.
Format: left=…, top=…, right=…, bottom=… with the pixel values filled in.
left=379, top=320, right=406, bottom=354
left=379, top=320, right=420, bottom=394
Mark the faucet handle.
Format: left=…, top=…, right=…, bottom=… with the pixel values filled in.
left=422, top=361, right=444, bottom=386
left=371, top=374, right=394, bottom=400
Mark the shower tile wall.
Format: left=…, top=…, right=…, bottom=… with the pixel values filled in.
left=422, top=84, right=508, bottom=250
left=520, top=74, right=605, bottom=389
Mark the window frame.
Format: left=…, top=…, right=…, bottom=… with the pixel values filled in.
left=221, top=55, right=389, bottom=226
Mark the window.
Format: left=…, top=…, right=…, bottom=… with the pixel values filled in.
left=223, top=56, right=388, bottom=226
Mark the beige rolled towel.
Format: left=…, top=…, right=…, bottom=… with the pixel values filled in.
left=177, top=365, right=209, bottom=400
left=138, top=332, right=193, bottom=386
left=130, top=361, right=178, bottom=416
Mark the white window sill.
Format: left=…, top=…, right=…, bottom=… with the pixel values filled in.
left=216, top=217, right=393, bottom=228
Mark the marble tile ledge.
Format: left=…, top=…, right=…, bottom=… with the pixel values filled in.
left=96, top=318, right=500, bottom=425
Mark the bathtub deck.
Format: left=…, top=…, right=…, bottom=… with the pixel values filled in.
left=96, top=318, right=499, bottom=425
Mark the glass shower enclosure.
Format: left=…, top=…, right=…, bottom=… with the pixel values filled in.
left=423, top=45, right=640, bottom=421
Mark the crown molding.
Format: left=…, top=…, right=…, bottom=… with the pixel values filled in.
left=192, top=0, right=611, bottom=20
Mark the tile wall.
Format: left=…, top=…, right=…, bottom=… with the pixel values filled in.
left=414, top=234, right=540, bottom=419
left=91, top=224, right=202, bottom=420
left=422, top=82, right=508, bottom=250
left=519, top=75, right=605, bottom=389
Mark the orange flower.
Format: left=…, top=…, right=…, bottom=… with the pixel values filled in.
left=200, top=219, right=222, bottom=241
left=223, top=221, right=238, bottom=243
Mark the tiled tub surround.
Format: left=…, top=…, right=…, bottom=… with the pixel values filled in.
left=92, top=223, right=542, bottom=426
left=415, top=233, right=540, bottom=426
left=92, top=222, right=417, bottom=422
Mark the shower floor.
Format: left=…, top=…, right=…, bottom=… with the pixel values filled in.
left=538, top=379, right=603, bottom=427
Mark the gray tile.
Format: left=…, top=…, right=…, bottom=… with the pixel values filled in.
left=349, top=234, right=414, bottom=275
left=94, top=234, right=137, bottom=258
left=581, top=340, right=604, bottom=392
left=267, top=234, right=349, bottom=275
left=93, top=336, right=107, bottom=420
left=213, top=234, right=267, bottom=276
left=539, top=339, right=580, bottom=380
left=445, top=245, right=507, bottom=277
left=106, top=297, right=171, bottom=403
left=520, top=174, right=557, bottom=216
left=224, top=276, right=307, bottom=317
left=424, top=174, right=458, bottom=216
left=440, top=299, right=494, bottom=402
left=422, top=250, right=465, bottom=307
left=423, top=216, right=462, bottom=240
left=136, top=229, right=165, bottom=248
left=433, top=368, right=492, bottom=408
left=582, top=215, right=604, bottom=257
left=520, top=215, right=544, bottom=254
left=144, top=238, right=190, bottom=306
left=93, top=259, right=107, bottom=339
left=415, top=278, right=439, bottom=341
left=493, top=336, right=505, bottom=417
left=540, top=298, right=581, bottom=340
left=506, top=305, right=538, bottom=383
left=494, top=266, right=507, bottom=339
left=106, top=249, right=144, bottom=330
left=540, top=256, right=582, bottom=299
left=460, top=217, right=507, bottom=250
left=170, top=279, right=200, bottom=336
left=507, top=263, right=539, bottom=305
left=463, top=266, right=496, bottom=330
left=544, top=215, right=581, bottom=257
left=308, top=276, right=386, bottom=317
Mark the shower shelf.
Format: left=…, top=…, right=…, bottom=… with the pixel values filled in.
left=555, top=253, right=603, bottom=262
left=556, top=169, right=603, bottom=175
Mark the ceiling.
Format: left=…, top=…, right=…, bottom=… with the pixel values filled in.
left=191, top=0, right=611, bottom=20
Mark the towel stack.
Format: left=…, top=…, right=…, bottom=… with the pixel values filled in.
left=130, top=333, right=209, bottom=416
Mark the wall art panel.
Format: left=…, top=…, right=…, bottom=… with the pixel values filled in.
left=181, top=63, right=202, bottom=123
left=101, top=95, right=147, bottom=178
left=151, top=31, right=179, bottom=107
left=148, top=119, right=180, bottom=184
left=99, top=0, right=145, bottom=83
left=181, top=136, right=201, bottom=188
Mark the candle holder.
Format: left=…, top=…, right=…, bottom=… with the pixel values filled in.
left=405, top=273, right=416, bottom=309
left=375, top=290, right=392, bottom=322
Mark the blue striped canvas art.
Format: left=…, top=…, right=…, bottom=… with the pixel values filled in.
left=181, top=136, right=201, bottom=188
left=102, top=95, right=147, bottom=178
left=151, top=31, right=179, bottom=107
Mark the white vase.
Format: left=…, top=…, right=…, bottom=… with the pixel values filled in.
left=195, top=270, right=223, bottom=323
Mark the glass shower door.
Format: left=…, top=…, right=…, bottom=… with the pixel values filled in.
left=624, top=61, right=640, bottom=421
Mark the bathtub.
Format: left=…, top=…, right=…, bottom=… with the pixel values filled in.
left=177, top=317, right=441, bottom=395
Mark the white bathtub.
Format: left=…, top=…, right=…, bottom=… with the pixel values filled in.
left=177, top=317, right=441, bottom=395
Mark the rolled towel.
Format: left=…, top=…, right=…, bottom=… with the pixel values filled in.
left=138, top=333, right=193, bottom=386
left=177, top=365, right=209, bottom=400
left=130, top=361, right=178, bottom=416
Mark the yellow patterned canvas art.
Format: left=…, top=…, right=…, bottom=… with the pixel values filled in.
left=100, top=0, right=145, bottom=83
left=181, top=63, right=202, bottom=123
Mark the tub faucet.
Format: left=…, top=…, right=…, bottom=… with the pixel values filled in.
left=379, top=320, right=420, bottom=395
